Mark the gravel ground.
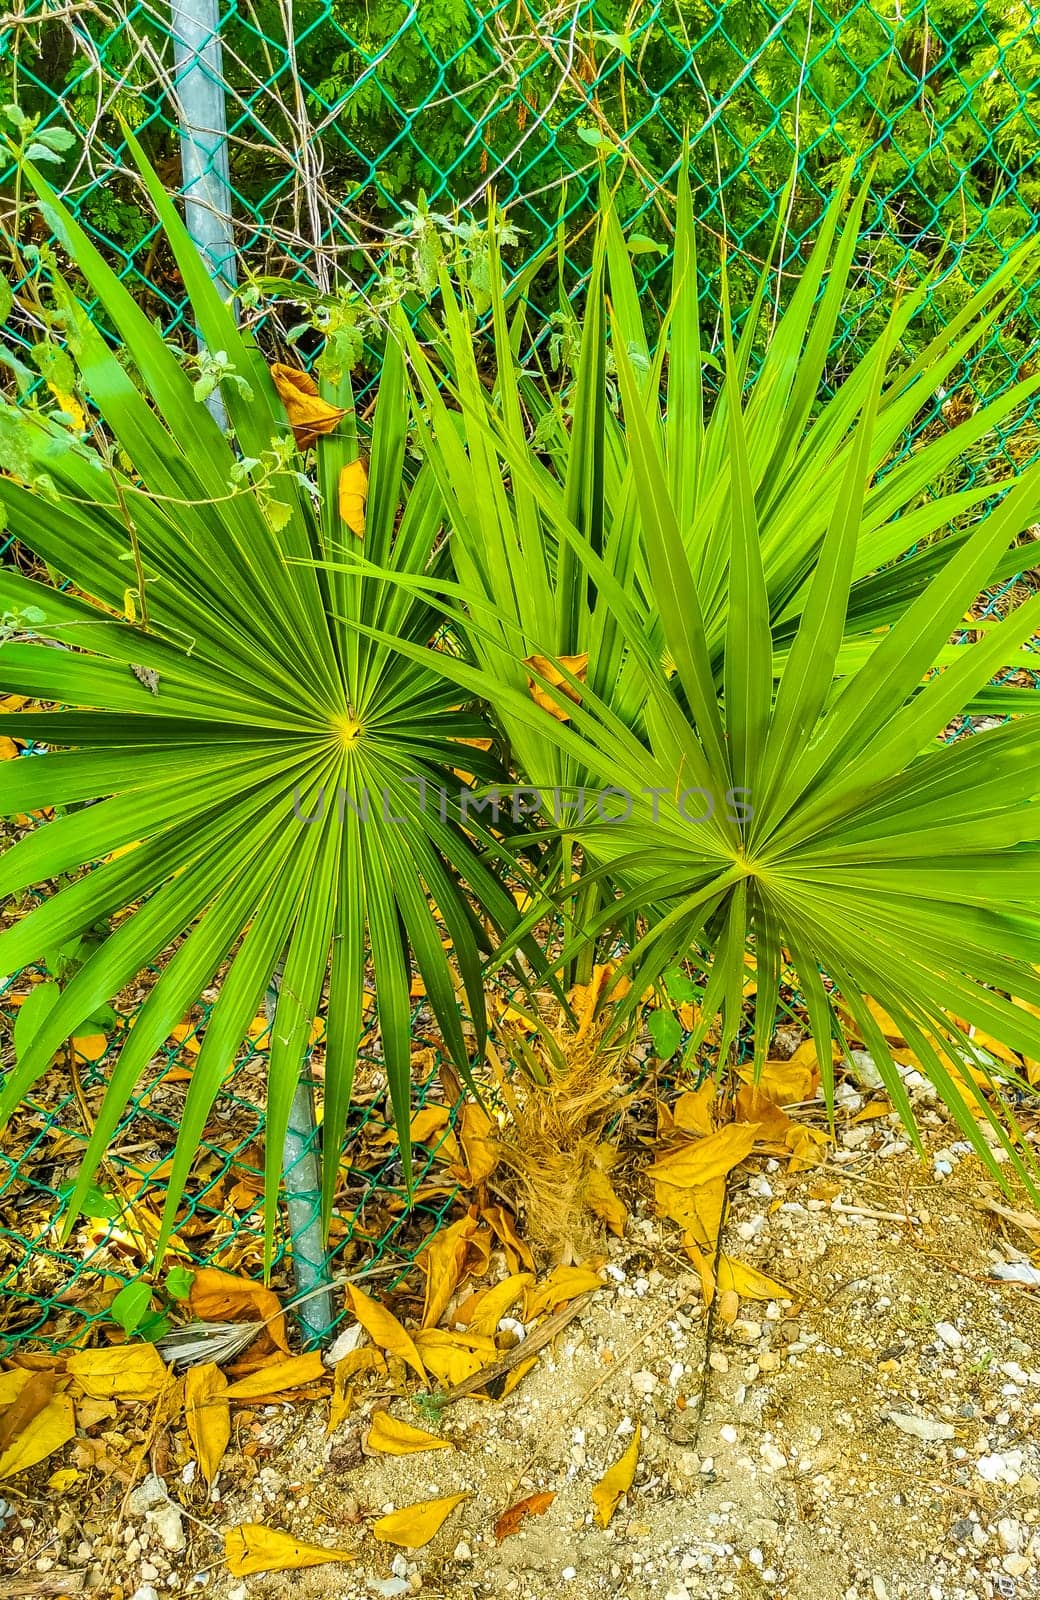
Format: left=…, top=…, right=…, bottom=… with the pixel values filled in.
left=8, top=1095, right=1040, bottom=1600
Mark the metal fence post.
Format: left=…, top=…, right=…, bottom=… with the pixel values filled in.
left=170, top=0, right=237, bottom=298
left=170, top=0, right=336, bottom=1347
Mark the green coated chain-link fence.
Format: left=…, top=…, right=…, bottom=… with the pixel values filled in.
left=2, top=0, right=1040, bottom=1348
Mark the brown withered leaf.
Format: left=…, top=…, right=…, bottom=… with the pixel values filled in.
left=189, top=1268, right=288, bottom=1367
left=270, top=364, right=346, bottom=450
left=494, top=1490, right=555, bottom=1541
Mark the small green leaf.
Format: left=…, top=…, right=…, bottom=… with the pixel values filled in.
left=31, top=126, right=75, bottom=155
left=77, top=1184, right=120, bottom=1221
left=648, top=1008, right=683, bottom=1059
left=25, top=143, right=65, bottom=166
left=14, top=981, right=61, bottom=1061
left=663, top=966, right=699, bottom=1004
left=627, top=234, right=666, bottom=257
left=135, top=1310, right=172, bottom=1342
left=595, top=29, right=633, bottom=58
left=164, top=1265, right=195, bottom=1301
left=110, top=1280, right=153, bottom=1336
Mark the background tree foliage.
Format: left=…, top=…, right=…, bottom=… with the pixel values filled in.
left=1, top=0, right=1039, bottom=415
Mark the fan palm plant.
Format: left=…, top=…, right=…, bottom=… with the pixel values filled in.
left=0, top=137, right=525, bottom=1252
left=351, top=174, right=1040, bottom=1189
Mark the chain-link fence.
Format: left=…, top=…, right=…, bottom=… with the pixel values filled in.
left=2, top=0, right=1040, bottom=1349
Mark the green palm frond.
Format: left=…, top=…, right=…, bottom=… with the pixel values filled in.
left=0, top=141, right=521, bottom=1253
left=357, top=171, right=1040, bottom=1193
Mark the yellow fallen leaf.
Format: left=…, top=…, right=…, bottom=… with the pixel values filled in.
left=413, top=1327, right=496, bottom=1385
left=456, top=1102, right=498, bottom=1187
left=787, top=1037, right=843, bottom=1072
left=67, top=1344, right=169, bottom=1403
left=591, top=1424, right=640, bottom=1528
left=785, top=1123, right=829, bottom=1172
left=0, top=1392, right=74, bottom=1481
left=409, top=1105, right=453, bottom=1145
left=190, top=1268, right=288, bottom=1361
left=733, top=1084, right=792, bottom=1142
left=963, top=1023, right=1021, bottom=1068
left=850, top=1100, right=892, bottom=1123
left=737, top=1057, right=817, bottom=1105
left=498, top=1354, right=539, bottom=1397
left=366, top=1410, right=452, bottom=1455
left=523, top=652, right=589, bottom=722
left=0, top=1371, right=76, bottom=1481
left=866, top=996, right=907, bottom=1044
left=658, top=1175, right=726, bottom=1253
left=270, top=364, right=346, bottom=450
left=456, top=1272, right=533, bottom=1337
left=645, top=1122, right=759, bottom=1188
left=567, top=964, right=630, bottom=1037
left=481, top=1203, right=535, bottom=1272
left=672, top=1083, right=716, bottom=1137
left=0, top=1369, right=57, bottom=1450
left=372, top=1493, right=468, bottom=1549
left=338, top=459, right=368, bottom=536
left=346, top=1283, right=426, bottom=1382
left=684, top=1241, right=717, bottom=1304
left=47, top=1467, right=81, bottom=1491
left=524, top=1264, right=603, bottom=1320
left=716, top=1287, right=740, bottom=1324
left=169, top=1022, right=202, bottom=1055
left=418, top=1215, right=480, bottom=1330
left=328, top=1348, right=387, bottom=1435
left=0, top=737, right=19, bottom=760
left=184, top=1362, right=230, bottom=1487
left=716, top=1255, right=789, bottom=1301
left=71, top=1033, right=107, bottom=1064
left=224, top=1351, right=326, bottom=1400
left=585, top=1164, right=628, bottom=1236
left=225, top=1523, right=355, bottom=1576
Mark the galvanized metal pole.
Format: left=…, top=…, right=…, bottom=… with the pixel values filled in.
left=171, top=0, right=335, bottom=1346
left=264, top=973, right=336, bottom=1348
left=170, top=0, right=237, bottom=297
